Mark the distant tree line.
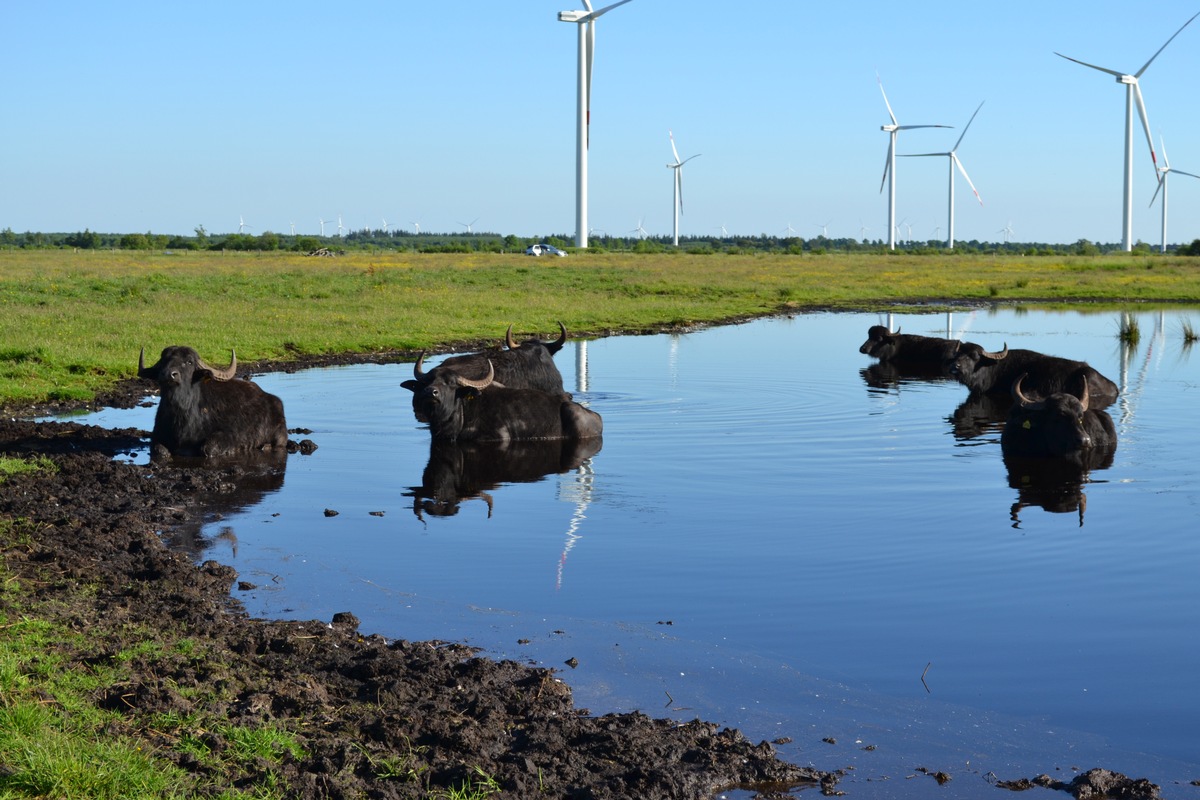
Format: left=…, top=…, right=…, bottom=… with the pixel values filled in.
left=3, top=225, right=1200, bottom=257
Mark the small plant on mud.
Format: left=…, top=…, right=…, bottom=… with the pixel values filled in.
left=352, top=740, right=428, bottom=782
left=439, top=765, right=502, bottom=800
left=0, top=454, right=56, bottom=484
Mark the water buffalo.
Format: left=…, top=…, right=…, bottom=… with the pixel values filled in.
left=859, top=325, right=963, bottom=366
left=1001, top=373, right=1117, bottom=458
left=137, top=346, right=288, bottom=458
left=408, top=359, right=602, bottom=443
left=401, top=323, right=569, bottom=420
left=947, top=342, right=1120, bottom=408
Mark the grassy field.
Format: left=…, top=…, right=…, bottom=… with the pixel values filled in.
left=2, top=248, right=1200, bottom=406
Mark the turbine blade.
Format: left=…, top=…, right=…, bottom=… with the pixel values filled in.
left=679, top=153, right=701, bottom=166
left=953, top=154, right=984, bottom=206
left=669, top=130, right=681, bottom=164
left=676, top=168, right=684, bottom=213
left=1135, top=10, right=1200, bottom=78
left=1149, top=173, right=1165, bottom=208
left=897, top=124, right=952, bottom=130
left=585, top=20, right=595, bottom=147
left=586, top=0, right=633, bottom=20
left=898, top=152, right=948, bottom=158
left=1173, top=169, right=1200, bottom=181
left=1054, top=52, right=1125, bottom=78
left=1133, top=83, right=1158, bottom=173
left=952, top=100, right=985, bottom=151
left=1160, top=133, right=1171, bottom=169
left=880, top=137, right=893, bottom=193
left=877, top=74, right=898, bottom=126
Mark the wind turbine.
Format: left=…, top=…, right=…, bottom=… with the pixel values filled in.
left=877, top=74, right=951, bottom=251
left=289, top=221, right=296, bottom=236
left=559, top=0, right=635, bottom=249
left=781, top=222, right=797, bottom=237
left=411, top=220, right=422, bottom=234
left=1150, top=135, right=1200, bottom=253
left=630, top=217, right=648, bottom=239
left=336, top=214, right=345, bottom=237
left=814, top=220, right=831, bottom=237
left=900, top=100, right=985, bottom=249
left=458, top=217, right=479, bottom=234
left=238, top=215, right=252, bottom=234
left=1056, top=11, right=1200, bottom=252
left=381, top=218, right=389, bottom=234
left=667, top=130, right=700, bottom=246
left=319, top=217, right=329, bottom=237
left=997, top=221, right=1014, bottom=243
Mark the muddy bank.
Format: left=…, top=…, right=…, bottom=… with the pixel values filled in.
left=0, top=412, right=839, bottom=798
left=0, top=371, right=1166, bottom=798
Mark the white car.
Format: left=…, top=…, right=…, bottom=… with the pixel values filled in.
left=525, top=243, right=568, bottom=257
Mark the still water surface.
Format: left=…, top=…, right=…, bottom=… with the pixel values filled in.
left=81, top=309, right=1200, bottom=797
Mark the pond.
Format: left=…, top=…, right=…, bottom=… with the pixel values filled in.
left=77, top=309, right=1200, bottom=797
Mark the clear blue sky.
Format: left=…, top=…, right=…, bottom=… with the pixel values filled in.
left=4, top=1, right=1200, bottom=246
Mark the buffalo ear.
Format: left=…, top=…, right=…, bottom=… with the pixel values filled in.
left=401, top=380, right=419, bottom=393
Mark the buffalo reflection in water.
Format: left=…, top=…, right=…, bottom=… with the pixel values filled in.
left=1003, top=429, right=1116, bottom=528
left=407, top=437, right=602, bottom=520
left=155, top=450, right=289, bottom=559
left=948, top=392, right=1012, bottom=442
left=859, top=361, right=955, bottom=391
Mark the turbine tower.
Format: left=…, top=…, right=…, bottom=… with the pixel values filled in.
left=666, top=130, right=699, bottom=247
left=559, top=0, right=635, bottom=249
left=1056, top=11, right=1200, bottom=252
left=877, top=74, right=951, bottom=251
left=1150, top=135, right=1200, bottom=253
left=900, top=101, right=985, bottom=249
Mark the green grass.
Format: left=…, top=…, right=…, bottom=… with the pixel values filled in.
left=0, top=545, right=300, bottom=800
left=0, top=456, right=57, bottom=484
left=3, top=249, right=1200, bottom=407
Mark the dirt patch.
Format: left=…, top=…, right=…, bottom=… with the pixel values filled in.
left=0, top=366, right=1165, bottom=798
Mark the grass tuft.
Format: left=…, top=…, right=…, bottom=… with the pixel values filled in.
left=1118, top=313, right=1141, bottom=345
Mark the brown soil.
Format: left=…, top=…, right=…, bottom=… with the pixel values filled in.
left=0, top=364, right=1163, bottom=799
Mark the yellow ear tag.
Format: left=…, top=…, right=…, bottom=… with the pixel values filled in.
left=1023, top=419, right=1032, bottom=429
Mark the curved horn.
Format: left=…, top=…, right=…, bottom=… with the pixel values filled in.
left=981, top=343, right=1009, bottom=361
left=1012, top=373, right=1041, bottom=408
left=891, top=327, right=901, bottom=335
left=505, top=324, right=520, bottom=349
left=199, top=350, right=237, bottom=381
left=455, top=359, right=495, bottom=390
left=137, top=347, right=151, bottom=378
left=413, top=352, right=428, bottom=379
left=1078, top=376, right=1090, bottom=413
left=549, top=321, right=568, bottom=353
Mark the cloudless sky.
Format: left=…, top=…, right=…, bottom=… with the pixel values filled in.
left=5, top=1, right=1200, bottom=246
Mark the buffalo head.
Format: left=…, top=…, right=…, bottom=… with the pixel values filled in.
left=139, top=346, right=238, bottom=387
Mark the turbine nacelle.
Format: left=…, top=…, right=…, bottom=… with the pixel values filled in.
left=558, top=10, right=588, bottom=22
